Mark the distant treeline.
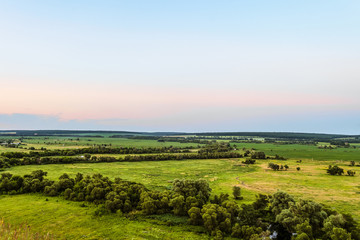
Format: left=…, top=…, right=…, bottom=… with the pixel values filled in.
left=232, top=139, right=318, bottom=145
left=264, top=140, right=317, bottom=145
left=0, top=152, right=243, bottom=169
left=0, top=130, right=142, bottom=136
left=0, top=146, right=192, bottom=159
left=1, top=171, right=359, bottom=240
left=195, top=132, right=360, bottom=140
left=2, top=130, right=360, bottom=141
left=110, top=135, right=212, bottom=144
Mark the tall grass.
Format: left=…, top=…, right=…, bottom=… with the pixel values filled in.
left=0, top=219, right=52, bottom=240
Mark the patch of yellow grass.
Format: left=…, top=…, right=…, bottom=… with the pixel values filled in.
left=0, top=219, right=53, bottom=240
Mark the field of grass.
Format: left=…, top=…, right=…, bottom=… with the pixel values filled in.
left=0, top=195, right=208, bottom=240
left=233, top=142, right=360, bottom=161
left=5, top=158, right=360, bottom=219
left=1, top=137, right=360, bottom=239
left=0, top=137, right=203, bottom=153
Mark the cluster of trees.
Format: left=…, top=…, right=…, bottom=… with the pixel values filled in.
left=242, top=159, right=256, bottom=164
left=327, top=165, right=356, bottom=176
left=198, top=142, right=233, bottom=154
left=318, top=145, right=336, bottom=150
left=268, top=163, right=289, bottom=171
left=250, top=152, right=266, bottom=159
left=0, top=152, right=244, bottom=169
left=327, top=165, right=344, bottom=176
left=243, top=151, right=286, bottom=161
left=330, top=140, right=351, bottom=147
left=273, top=154, right=287, bottom=160
left=1, top=171, right=359, bottom=239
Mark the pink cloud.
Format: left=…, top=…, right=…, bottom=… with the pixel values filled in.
left=0, top=80, right=355, bottom=121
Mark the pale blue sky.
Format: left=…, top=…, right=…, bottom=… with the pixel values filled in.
left=1, top=1, right=359, bottom=133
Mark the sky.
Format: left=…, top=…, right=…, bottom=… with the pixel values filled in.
left=1, top=0, right=360, bottom=133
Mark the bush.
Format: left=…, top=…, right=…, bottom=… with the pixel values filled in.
left=327, top=165, right=344, bottom=176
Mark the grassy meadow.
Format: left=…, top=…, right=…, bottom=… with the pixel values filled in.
left=1, top=136, right=360, bottom=239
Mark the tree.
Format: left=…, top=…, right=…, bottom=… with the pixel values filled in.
left=232, top=186, right=242, bottom=200
left=330, top=228, right=351, bottom=240
left=169, top=195, right=186, bottom=216
left=297, top=167, right=301, bottom=171
left=270, top=191, right=295, bottom=215
left=231, top=224, right=262, bottom=239
left=276, top=199, right=327, bottom=237
left=201, top=203, right=232, bottom=236
left=294, top=221, right=312, bottom=240
left=172, top=179, right=211, bottom=205
left=188, top=207, right=202, bottom=225
left=252, top=194, right=269, bottom=210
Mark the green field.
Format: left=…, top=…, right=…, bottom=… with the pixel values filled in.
left=234, top=142, right=360, bottom=161
left=0, top=194, right=208, bottom=240
left=1, top=136, right=360, bottom=239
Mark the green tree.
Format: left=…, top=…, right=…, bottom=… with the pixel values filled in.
left=232, top=186, right=242, bottom=200
left=201, top=203, right=232, bottom=236
left=231, top=224, right=262, bottom=239
left=188, top=207, right=202, bottom=225
left=330, top=227, right=351, bottom=240
left=293, top=221, right=312, bottom=240
left=169, top=195, right=186, bottom=215
left=270, top=191, right=295, bottom=215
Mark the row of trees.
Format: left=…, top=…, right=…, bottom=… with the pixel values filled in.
left=0, top=171, right=359, bottom=239
left=243, top=151, right=286, bottom=160
left=0, top=152, right=244, bottom=169
left=198, top=142, right=233, bottom=154
left=268, top=163, right=289, bottom=171
left=0, top=146, right=193, bottom=159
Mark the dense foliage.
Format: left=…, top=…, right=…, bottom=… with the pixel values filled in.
left=1, top=146, right=192, bottom=159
